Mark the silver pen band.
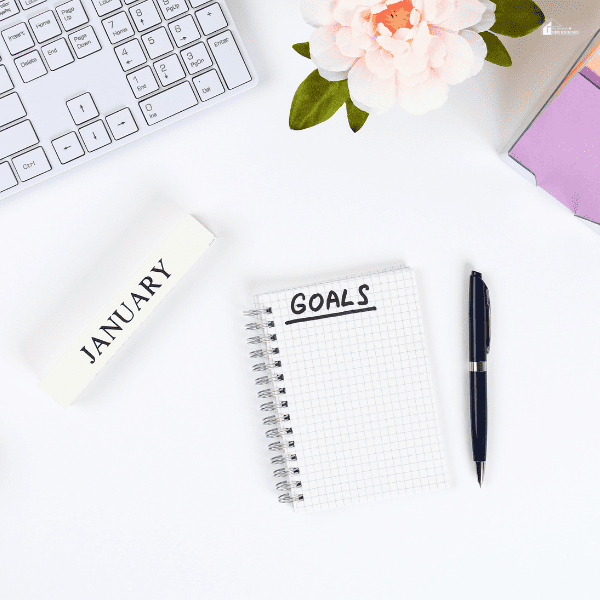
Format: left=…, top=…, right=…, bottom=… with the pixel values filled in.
left=470, top=361, right=487, bottom=372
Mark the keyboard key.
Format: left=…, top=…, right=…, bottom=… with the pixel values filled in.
left=129, top=0, right=160, bottom=32
left=91, top=0, right=122, bottom=17
left=17, top=0, right=46, bottom=9
left=0, top=64, right=14, bottom=93
left=168, top=14, right=199, bottom=47
left=67, top=92, right=99, bottom=125
left=0, top=0, right=20, bottom=22
left=42, top=38, right=75, bottom=70
left=69, top=25, right=101, bottom=58
left=12, top=147, right=51, bottom=181
left=196, top=3, right=226, bottom=35
left=115, top=38, right=145, bottom=71
left=102, top=11, right=134, bottom=44
left=181, top=40, right=211, bottom=74
left=207, top=30, right=250, bottom=89
left=139, top=81, right=197, bottom=125
left=29, top=10, right=61, bottom=43
left=0, top=162, right=18, bottom=193
left=141, top=26, right=172, bottom=59
left=0, top=120, right=38, bottom=160
left=156, top=0, right=186, bottom=20
left=51, top=131, right=84, bottom=163
left=79, top=120, right=111, bottom=151
left=106, top=107, right=138, bottom=139
left=193, top=69, right=223, bottom=101
left=2, top=22, right=34, bottom=55
left=0, top=92, right=26, bottom=127
left=15, top=49, right=47, bottom=82
left=56, top=0, right=88, bottom=31
left=127, top=65, right=158, bottom=98
left=154, top=53, right=184, bottom=86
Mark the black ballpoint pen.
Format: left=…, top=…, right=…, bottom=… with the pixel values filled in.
left=469, top=271, right=491, bottom=487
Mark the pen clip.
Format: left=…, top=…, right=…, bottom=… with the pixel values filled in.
left=484, top=283, right=491, bottom=354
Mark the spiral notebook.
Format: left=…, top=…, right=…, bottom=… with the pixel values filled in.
left=245, top=267, right=449, bottom=513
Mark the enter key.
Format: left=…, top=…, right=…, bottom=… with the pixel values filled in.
left=207, top=30, right=251, bottom=90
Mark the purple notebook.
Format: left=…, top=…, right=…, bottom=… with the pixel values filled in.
left=510, top=69, right=600, bottom=224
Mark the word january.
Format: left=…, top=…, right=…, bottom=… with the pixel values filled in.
left=80, top=259, right=171, bottom=365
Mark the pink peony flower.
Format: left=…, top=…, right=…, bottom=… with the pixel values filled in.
left=300, top=0, right=496, bottom=115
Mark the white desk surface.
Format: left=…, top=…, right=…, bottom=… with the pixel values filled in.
left=1, top=1, right=599, bottom=598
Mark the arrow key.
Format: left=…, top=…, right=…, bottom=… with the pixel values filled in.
left=66, top=92, right=99, bottom=125
left=79, top=120, right=111, bottom=152
left=106, top=107, right=138, bottom=140
left=52, top=132, right=85, bottom=164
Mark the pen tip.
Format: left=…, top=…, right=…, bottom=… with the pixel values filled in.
left=476, top=462, right=485, bottom=487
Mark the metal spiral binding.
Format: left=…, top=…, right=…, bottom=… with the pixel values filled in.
left=246, top=306, right=304, bottom=505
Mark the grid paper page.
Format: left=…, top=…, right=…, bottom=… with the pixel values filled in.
left=254, top=267, right=448, bottom=513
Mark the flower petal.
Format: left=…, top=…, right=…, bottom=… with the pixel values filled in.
left=397, top=72, right=449, bottom=114
left=435, top=29, right=475, bottom=84
left=428, top=35, right=446, bottom=68
left=336, top=26, right=366, bottom=57
left=436, top=0, right=486, bottom=31
left=300, top=0, right=337, bottom=28
left=397, top=65, right=431, bottom=86
left=365, top=48, right=396, bottom=78
left=348, top=57, right=397, bottom=113
left=460, top=29, right=487, bottom=77
left=470, top=0, right=496, bottom=32
left=318, top=67, right=350, bottom=81
left=310, top=25, right=360, bottom=72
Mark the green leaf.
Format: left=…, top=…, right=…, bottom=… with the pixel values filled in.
left=480, top=31, right=513, bottom=67
left=293, top=42, right=311, bottom=59
left=490, top=0, right=545, bottom=38
left=346, top=99, right=369, bottom=133
left=289, top=70, right=350, bottom=130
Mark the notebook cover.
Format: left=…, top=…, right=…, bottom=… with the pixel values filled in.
left=509, top=72, right=600, bottom=223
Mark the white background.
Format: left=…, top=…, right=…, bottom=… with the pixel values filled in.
left=1, top=0, right=599, bottom=598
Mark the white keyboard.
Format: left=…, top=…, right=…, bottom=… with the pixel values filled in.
left=0, top=0, right=257, bottom=201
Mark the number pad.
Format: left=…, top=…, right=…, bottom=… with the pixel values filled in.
left=153, top=54, right=184, bottom=86
left=156, top=0, right=187, bottom=20
left=115, top=38, right=146, bottom=71
left=129, top=0, right=161, bottom=32
left=181, top=41, right=211, bottom=74
left=141, top=26, right=172, bottom=59
left=168, top=14, right=199, bottom=47
left=102, top=12, right=134, bottom=44
left=127, top=65, right=158, bottom=98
